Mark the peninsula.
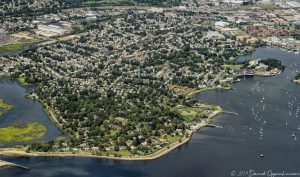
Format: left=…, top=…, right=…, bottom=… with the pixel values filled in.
left=0, top=0, right=298, bottom=161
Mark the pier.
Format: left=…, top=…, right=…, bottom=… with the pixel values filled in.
left=236, top=69, right=254, bottom=77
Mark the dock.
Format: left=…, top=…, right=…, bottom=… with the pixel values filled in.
left=0, top=160, right=30, bottom=170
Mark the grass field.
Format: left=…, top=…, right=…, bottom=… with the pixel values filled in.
left=171, top=107, right=199, bottom=121
left=221, top=64, right=243, bottom=70
left=0, top=38, right=36, bottom=53
left=200, top=104, right=220, bottom=111
left=0, top=123, right=47, bottom=144
left=171, top=106, right=210, bottom=121
left=167, top=136, right=181, bottom=144
left=171, top=103, right=223, bottom=121
left=0, top=101, right=13, bottom=111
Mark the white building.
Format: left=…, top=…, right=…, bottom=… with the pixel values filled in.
left=36, top=24, right=67, bottom=37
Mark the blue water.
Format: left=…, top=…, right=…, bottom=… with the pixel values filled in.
left=1, top=48, right=300, bottom=177
left=0, top=79, right=62, bottom=147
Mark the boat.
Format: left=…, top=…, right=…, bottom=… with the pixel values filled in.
left=292, top=132, right=295, bottom=137
left=260, top=154, right=264, bottom=158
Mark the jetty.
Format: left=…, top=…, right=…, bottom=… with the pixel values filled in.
left=0, top=160, right=30, bottom=170
left=223, top=111, right=239, bottom=116
left=204, top=124, right=222, bottom=128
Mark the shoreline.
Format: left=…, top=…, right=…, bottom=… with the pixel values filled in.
left=187, top=86, right=233, bottom=97
left=0, top=108, right=223, bottom=161
left=0, top=84, right=224, bottom=161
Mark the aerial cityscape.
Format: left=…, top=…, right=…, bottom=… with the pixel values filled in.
left=0, top=0, right=299, bottom=176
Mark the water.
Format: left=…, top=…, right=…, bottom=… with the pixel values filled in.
left=1, top=47, right=300, bottom=177
left=0, top=79, right=62, bottom=147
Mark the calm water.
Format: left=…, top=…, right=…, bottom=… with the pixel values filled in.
left=1, top=48, right=300, bottom=177
left=0, top=79, right=62, bottom=147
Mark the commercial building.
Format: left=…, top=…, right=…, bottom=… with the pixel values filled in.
left=36, top=24, right=67, bottom=37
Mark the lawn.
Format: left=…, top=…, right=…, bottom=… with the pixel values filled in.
left=116, top=150, right=132, bottom=156
left=167, top=136, right=181, bottom=144
left=171, top=106, right=204, bottom=121
left=171, top=103, right=223, bottom=121
left=96, top=150, right=133, bottom=157
left=221, top=64, right=243, bottom=70
left=0, top=100, right=13, bottom=111
left=0, top=38, right=36, bottom=53
left=0, top=122, right=47, bottom=144
left=200, top=104, right=220, bottom=111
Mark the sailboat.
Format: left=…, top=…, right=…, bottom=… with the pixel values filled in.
left=260, top=127, right=263, bottom=134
